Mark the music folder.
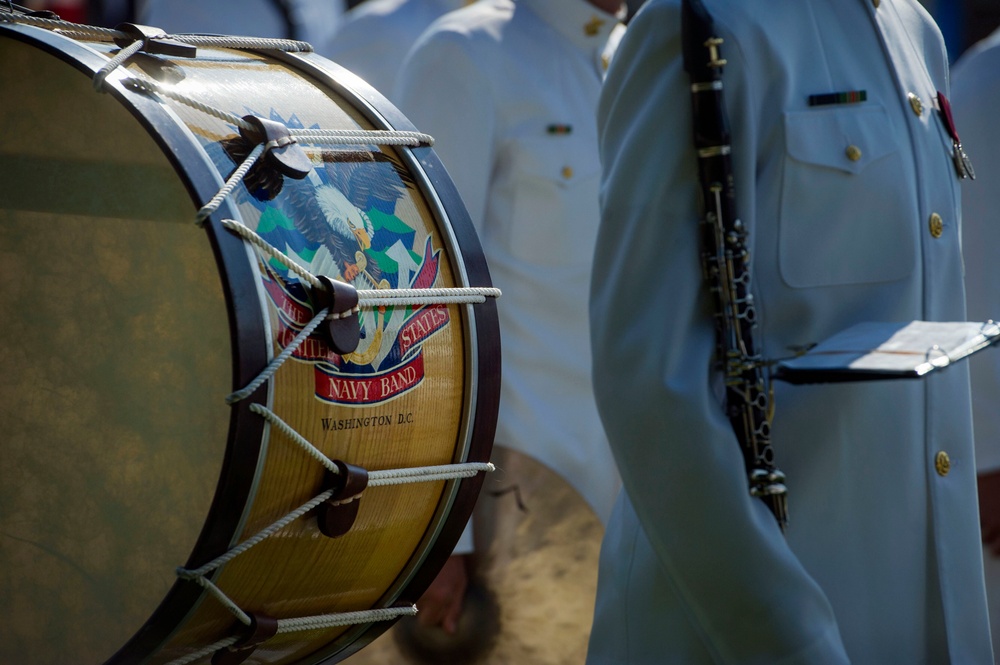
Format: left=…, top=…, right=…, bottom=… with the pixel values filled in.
left=773, top=320, right=1000, bottom=384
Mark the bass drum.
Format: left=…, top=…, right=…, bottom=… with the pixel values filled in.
left=0, top=12, right=498, bottom=665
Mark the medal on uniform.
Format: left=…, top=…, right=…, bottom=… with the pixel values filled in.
left=936, top=91, right=975, bottom=180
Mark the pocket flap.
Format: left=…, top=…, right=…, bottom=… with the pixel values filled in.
left=784, top=105, right=896, bottom=174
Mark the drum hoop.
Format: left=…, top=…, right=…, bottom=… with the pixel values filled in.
left=0, top=23, right=500, bottom=665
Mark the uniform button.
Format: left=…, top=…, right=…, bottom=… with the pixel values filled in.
left=908, top=92, right=923, bottom=116
left=935, top=451, right=951, bottom=476
left=562, top=166, right=574, bottom=180
left=584, top=15, right=604, bottom=36
left=601, top=53, right=610, bottom=70
left=845, top=145, right=862, bottom=162
left=872, top=0, right=880, bottom=7
left=929, top=212, right=944, bottom=238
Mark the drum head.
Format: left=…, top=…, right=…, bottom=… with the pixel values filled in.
left=0, top=17, right=497, bottom=665
left=0, top=31, right=232, bottom=664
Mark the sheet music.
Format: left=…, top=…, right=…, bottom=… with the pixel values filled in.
left=774, top=320, right=1000, bottom=384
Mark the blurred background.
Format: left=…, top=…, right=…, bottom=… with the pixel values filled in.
left=16, top=0, right=1000, bottom=63
left=922, top=0, right=1000, bottom=62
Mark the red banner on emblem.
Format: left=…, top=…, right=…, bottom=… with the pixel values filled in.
left=315, top=354, right=425, bottom=405
left=398, top=306, right=450, bottom=358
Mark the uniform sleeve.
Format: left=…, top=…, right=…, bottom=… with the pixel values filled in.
left=589, top=4, right=849, bottom=662
left=394, top=29, right=497, bottom=230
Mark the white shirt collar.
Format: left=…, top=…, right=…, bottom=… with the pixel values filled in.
left=519, top=0, right=625, bottom=55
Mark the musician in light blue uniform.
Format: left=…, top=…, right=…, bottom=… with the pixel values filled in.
left=587, top=0, right=993, bottom=662
left=953, top=25, right=1000, bottom=665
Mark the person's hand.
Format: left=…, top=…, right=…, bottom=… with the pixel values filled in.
left=978, top=469, right=1000, bottom=556
left=416, top=554, right=469, bottom=634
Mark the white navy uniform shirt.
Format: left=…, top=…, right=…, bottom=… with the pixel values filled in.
left=397, top=0, right=626, bottom=524
left=137, top=0, right=344, bottom=46
left=588, top=0, right=993, bottom=663
left=320, top=0, right=470, bottom=105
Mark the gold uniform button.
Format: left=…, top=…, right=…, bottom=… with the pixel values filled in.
left=929, top=212, right=944, bottom=238
left=601, top=53, right=610, bottom=70
left=908, top=92, right=923, bottom=116
left=872, top=0, right=880, bottom=7
left=935, top=451, right=951, bottom=477
left=562, top=166, right=574, bottom=180
left=845, top=145, right=862, bottom=162
left=584, top=16, right=605, bottom=37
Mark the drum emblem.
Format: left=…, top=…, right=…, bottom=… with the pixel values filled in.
left=212, top=111, right=453, bottom=406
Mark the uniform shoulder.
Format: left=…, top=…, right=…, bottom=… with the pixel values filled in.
left=424, top=0, right=514, bottom=39
left=953, top=27, right=1000, bottom=87
left=630, top=0, right=780, bottom=46
left=409, top=0, right=514, bottom=64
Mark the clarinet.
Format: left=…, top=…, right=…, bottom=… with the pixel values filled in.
left=681, top=0, right=789, bottom=529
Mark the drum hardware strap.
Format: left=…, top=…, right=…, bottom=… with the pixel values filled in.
left=211, top=613, right=279, bottom=665
left=114, top=22, right=197, bottom=59
left=314, top=274, right=362, bottom=354
left=318, top=460, right=370, bottom=538
left=239, top=114, right=313, bottom=181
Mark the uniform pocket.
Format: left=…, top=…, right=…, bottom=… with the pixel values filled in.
left=503, top=136, right=602, bottom=268
left=779, top=105, right=916, bottom=288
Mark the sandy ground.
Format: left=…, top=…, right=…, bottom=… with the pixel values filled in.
left=346, top=447, right=605, bottom=665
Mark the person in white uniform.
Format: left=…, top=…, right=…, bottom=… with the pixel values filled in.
left=396, top=0, right=625, bottom=634
left=952, top=25, right=1000, bottom=665
left=587, top=0, right=993, bottom=663
left=320, top=0, right=471, bottom=104
left=135, top=0, right=344, bottom=46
